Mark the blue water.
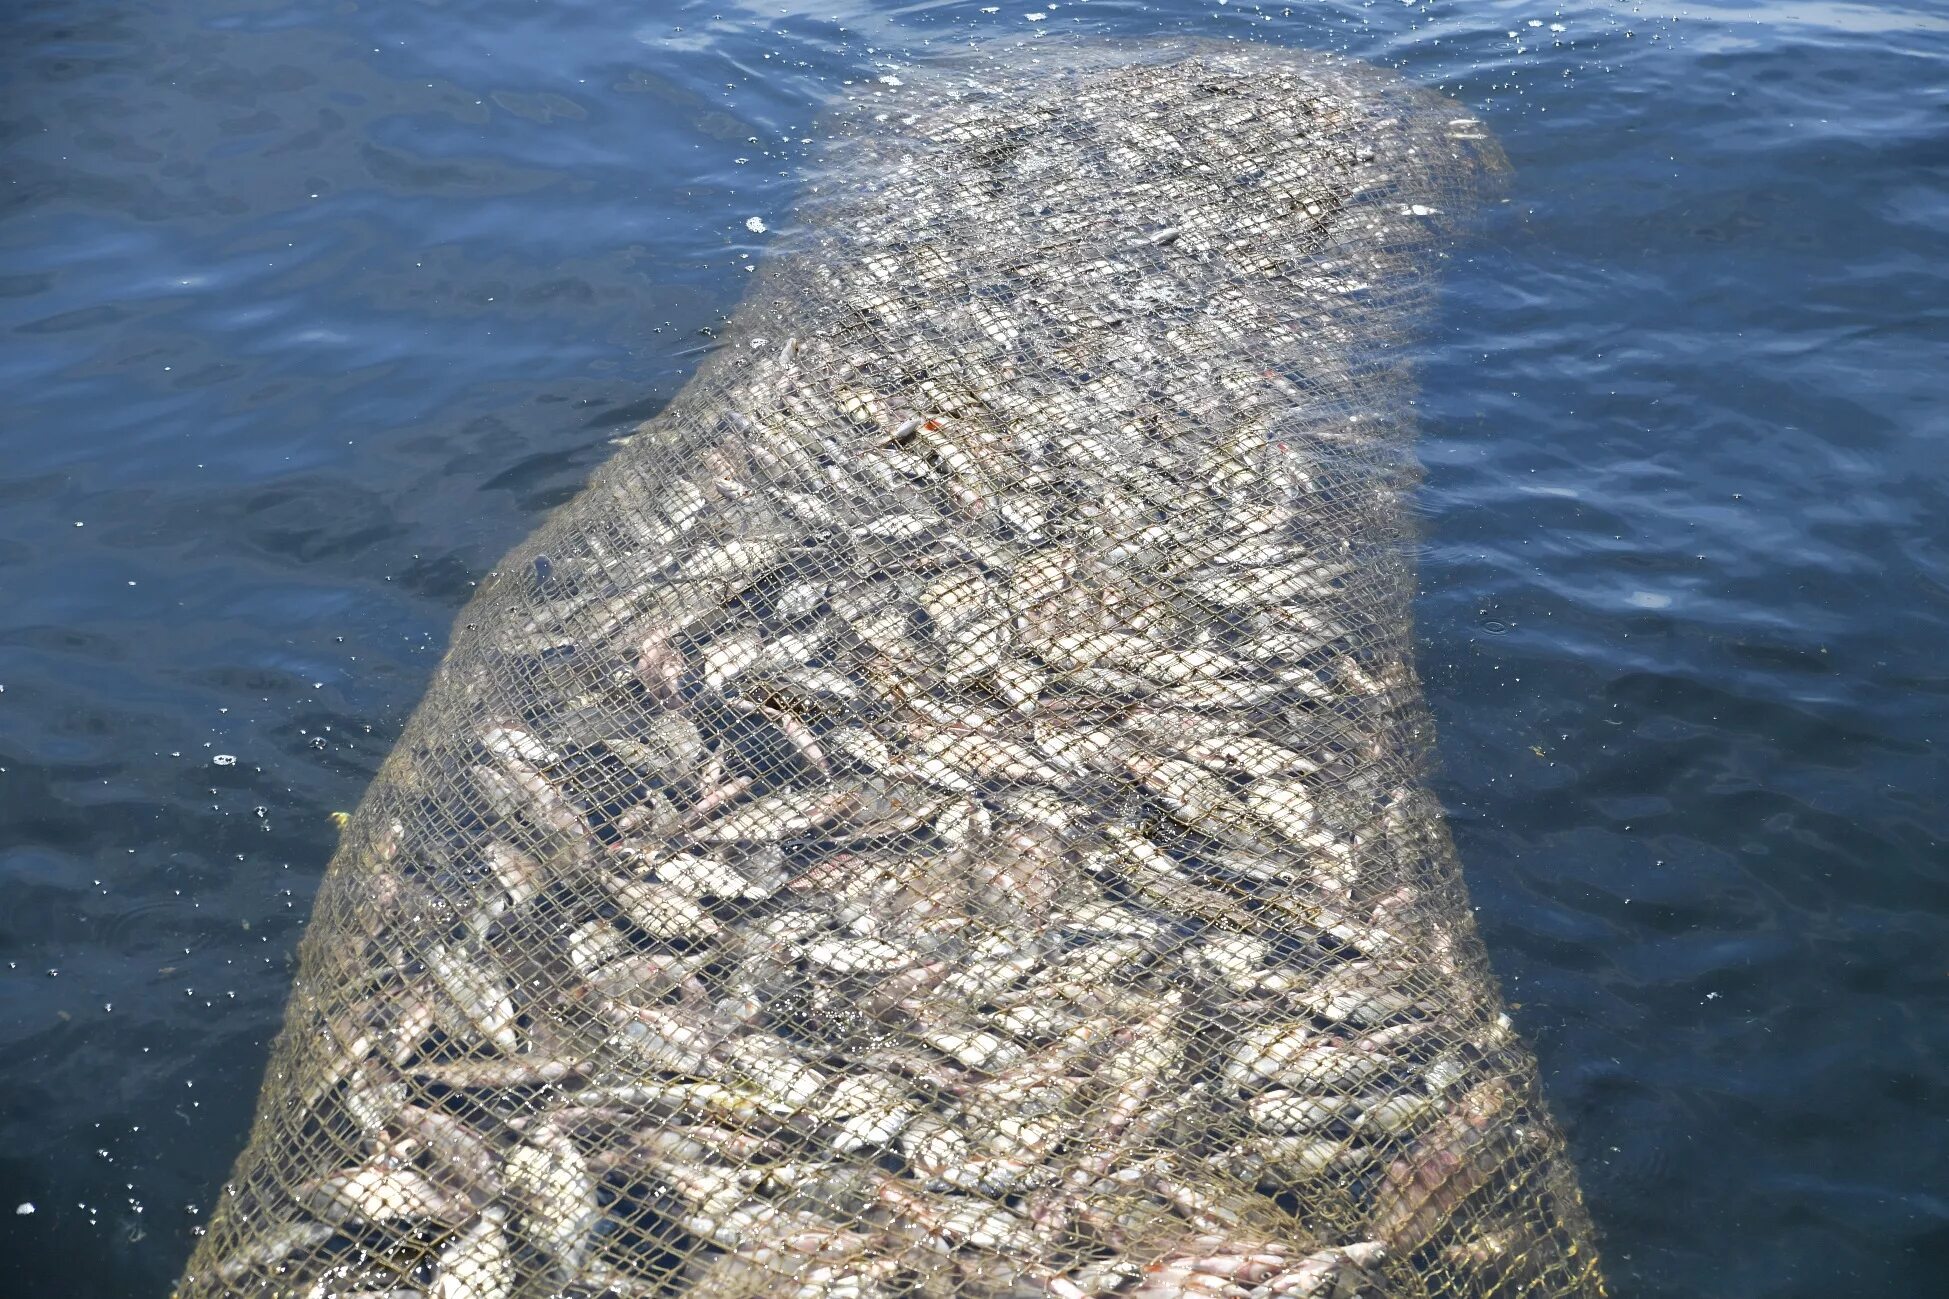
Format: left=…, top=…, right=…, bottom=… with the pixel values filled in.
left=2, top=1, right=1944, bottom=1294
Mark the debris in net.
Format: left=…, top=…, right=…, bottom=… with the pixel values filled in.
left=177, top=38, right=1600, bottom=1299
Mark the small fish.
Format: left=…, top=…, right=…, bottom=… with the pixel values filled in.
left=1370, top=1081, right=1512, bottom=1250
left=423, top=943, right=521, bottom=1056
left=212, top=1219, right=335, bottom=1284
left=395, top=1105, right=504, bottom=1197
left=305, top=1161, right=474, bottom=1225
left=505, top=1126, right=601, bottom=1272
left=683, top=787, right=858, bottom=845
left=407, top=1056, right=583, bottom=1091
left=431, top=1209, right=512, bottom=1299
left=1247, top=1090, right=1359, bottom=1134
left=603, top=875, right=722, bottom=940
left=605, top=1005, right=723, bottom=1076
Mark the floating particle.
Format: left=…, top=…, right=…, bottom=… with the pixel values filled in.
left=745, top=216, right=767, bottom=233
left=213, top=755, right=237, bottom=767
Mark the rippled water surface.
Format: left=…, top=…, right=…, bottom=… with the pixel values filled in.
left=3, top=1, right=1945, bottom=1295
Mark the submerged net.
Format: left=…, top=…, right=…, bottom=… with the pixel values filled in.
left=179, top=39, right=1603, bottom=1299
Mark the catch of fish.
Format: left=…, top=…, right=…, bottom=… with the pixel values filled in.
left=177, top=38, right=1604, bottom=1299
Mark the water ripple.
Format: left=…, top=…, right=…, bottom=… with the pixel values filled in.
left=1, top=2, right=1945, bottom=1296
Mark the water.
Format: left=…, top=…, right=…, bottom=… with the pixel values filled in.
left=1, top=1, right=1943, bottom=1294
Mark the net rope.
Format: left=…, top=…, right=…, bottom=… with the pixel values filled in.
left=178, top=39, right=1604, bottom=1299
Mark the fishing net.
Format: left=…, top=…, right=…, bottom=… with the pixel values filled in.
left=178, top=39, right=1604, bottom=1299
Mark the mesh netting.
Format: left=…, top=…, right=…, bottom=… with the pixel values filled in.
left=177, top=40, right=1604, bottom=1299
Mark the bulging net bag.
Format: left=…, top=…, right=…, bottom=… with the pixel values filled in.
left=178, top=39, right=1604, bottom=1299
